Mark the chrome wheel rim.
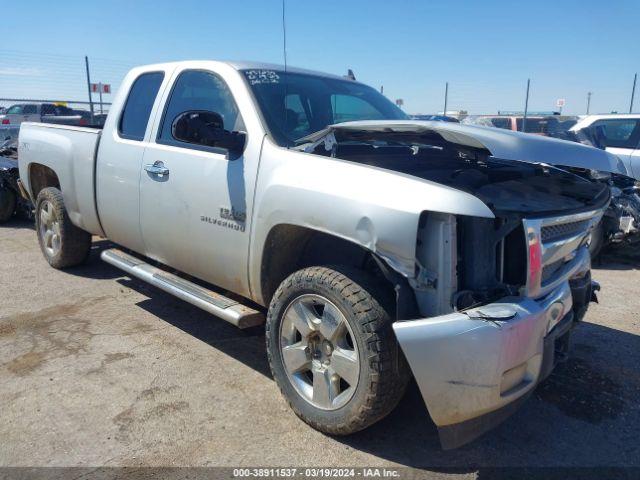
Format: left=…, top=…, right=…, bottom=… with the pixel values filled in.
left=279, top=294, right=359, bottom=411
left=39, top=200, right=61, bottom=257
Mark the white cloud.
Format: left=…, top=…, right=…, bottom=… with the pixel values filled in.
left=0, top=67, right=44, bottom=76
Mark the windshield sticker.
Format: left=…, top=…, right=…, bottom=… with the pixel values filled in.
left=244, top=70, right=280, bottom=85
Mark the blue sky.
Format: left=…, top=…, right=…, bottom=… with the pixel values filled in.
left=3, top=0, right=639, bottom=114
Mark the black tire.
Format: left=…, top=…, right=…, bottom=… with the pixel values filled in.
left=0, top=186, right=16, bottom=223
left=266, top=266, right=410, bottom=435
left=35, top=187, right=91, bottom=269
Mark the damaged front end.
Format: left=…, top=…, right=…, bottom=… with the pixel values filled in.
left=396, top=207, right=603, bottom=449
left=300, top=121, right=609, bottom=448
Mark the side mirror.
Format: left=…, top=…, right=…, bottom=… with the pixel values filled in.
left=171, top=110, right=246, bottom=156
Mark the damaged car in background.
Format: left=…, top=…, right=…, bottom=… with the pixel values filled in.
left=0, top=134, right=31, bottom=223
left=19, top=61, right=610, bottom=449
left=542, top=119, right=640, bottom=255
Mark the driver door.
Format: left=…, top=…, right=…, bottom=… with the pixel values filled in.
left=139, top=68, right=256, bottom=296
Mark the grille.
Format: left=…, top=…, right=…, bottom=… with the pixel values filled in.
left=540, top=219, right=590, bottom=243
left=541, top=258, right=565, bottom=283
left=523, top=208, right=604, bottom=298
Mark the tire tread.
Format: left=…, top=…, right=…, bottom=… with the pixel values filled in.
left=266, top=266, right=409, bottom=435
left=35, top=187, right=91, bottom=269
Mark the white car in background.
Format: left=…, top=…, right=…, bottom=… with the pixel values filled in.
left=571, top=114, right=640, bottom=179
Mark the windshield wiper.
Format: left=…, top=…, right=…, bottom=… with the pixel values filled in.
left=292, top=128, right=337, bottom=152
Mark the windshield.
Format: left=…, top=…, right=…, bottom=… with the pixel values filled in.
left=241, top=69, right=407, bottom=147
left=516, top=117, right=560, bottom=134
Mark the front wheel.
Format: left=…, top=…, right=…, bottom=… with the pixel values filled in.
left=35, top=187, right=91, bottom=269
left=266, top=266, right=409, bottom=435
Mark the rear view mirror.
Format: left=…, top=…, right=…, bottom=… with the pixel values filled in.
left=171, top=110, right=246, bottom=156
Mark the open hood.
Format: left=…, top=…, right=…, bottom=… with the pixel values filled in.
left=297, top=119, right=611, bottom=217
left=297, top=120, right=628, bottom=176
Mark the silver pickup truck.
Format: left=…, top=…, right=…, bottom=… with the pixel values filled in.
left=18, top=61, right=612, bottom=449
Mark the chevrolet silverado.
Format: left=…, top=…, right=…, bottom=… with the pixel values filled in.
left=18, top=61, right=612, bottom=448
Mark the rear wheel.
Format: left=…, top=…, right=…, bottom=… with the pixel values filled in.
left=0, top=186, right=16, bottom=223
left=35, top=187, right=91, bottom=268
left=266, top=266, right=409, bottom=435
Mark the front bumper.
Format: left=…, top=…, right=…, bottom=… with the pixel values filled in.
left=393, top=277, right=583, bottom=449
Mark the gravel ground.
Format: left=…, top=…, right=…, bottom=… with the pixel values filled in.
left=1, top=218, right=639, bottom=477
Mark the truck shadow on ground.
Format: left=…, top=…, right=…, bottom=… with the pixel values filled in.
left=593, top=244, right=640, bottom=271
left=336, top=320, right=639, bottom=471
left=110, top=264, right=640, bottom=471
left=116, top=276, right=273, bottom=379
left=0, top=217, right=34, bottom=230
left=59, top=240, right=640, bottom=473
left=59, top=239, right=127, bottom=281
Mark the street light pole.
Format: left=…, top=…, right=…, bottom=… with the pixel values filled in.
left=631, top=73, right=637, bottom=114
left=84, top=56, right=95, bottom=124
left=99, top=83, right=103, bottom=114
left=443, top=82, right=448, bottom=116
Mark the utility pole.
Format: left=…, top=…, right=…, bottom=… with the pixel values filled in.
left=587, top=91, right=592, bottom=114
left=443, top=82, right=448, bottom=115
left=84, top=56, right=94, bottom=123
left=98, top=83, right=103, bottom=114
left=630, top=73, right=637, bottom=113
left=522, top=79, right=531, bottom=132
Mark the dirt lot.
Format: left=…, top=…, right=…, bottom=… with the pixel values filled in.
left=1, top=218, right=639, bottom=476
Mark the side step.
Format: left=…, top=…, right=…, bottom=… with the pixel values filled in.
left=101, top=248, right=264, bottom=329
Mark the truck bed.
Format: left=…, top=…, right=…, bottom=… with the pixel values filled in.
left=18, top=122, right=104, bottom=236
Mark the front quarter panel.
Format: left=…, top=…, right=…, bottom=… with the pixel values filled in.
left=249, top=140, right=494, bottom=305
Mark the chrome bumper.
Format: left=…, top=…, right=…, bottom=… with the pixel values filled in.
left=393, top=265, right=586, bottom=449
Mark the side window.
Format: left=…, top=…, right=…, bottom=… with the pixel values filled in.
left=7, top=105, right=23, bottom=114
left=331, top=94, right=385, bottom=124
left=490, top=117, right=511, bottom=129
left=23, top=105, right=38, bottom=114
left=158, top=69, right=243, bottom=146
left=594, top=119, right=640, bottom=149
left=41, top=104, right=56, bottom=116
left=119, top=71, right=164, bottom=141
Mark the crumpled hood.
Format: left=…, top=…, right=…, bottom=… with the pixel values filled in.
left=298, top=120, right=628, bottom=176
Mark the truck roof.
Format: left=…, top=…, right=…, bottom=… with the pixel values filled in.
left=133, top=60, right=355, bottom=82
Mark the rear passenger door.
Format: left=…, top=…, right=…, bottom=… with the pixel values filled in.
left=95, top=70, right=169, bottom=253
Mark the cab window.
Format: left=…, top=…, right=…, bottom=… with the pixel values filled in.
left=158, top=69, right=243, bottom=149
left=119, top=71, right=165, bottom=141
left=594, top=119, right=640, bottom=149
left=6, top=105, right=23, bottom=114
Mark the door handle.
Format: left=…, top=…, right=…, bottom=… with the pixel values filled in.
left=144, top=161, right=169, bottom=176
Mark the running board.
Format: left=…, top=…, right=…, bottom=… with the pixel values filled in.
left=101, top=248, right=264, bottom=329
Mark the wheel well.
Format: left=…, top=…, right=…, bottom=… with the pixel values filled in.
left=260, top=224, right=398, bottom=307
left=29, top=164, right=60, bottom=200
